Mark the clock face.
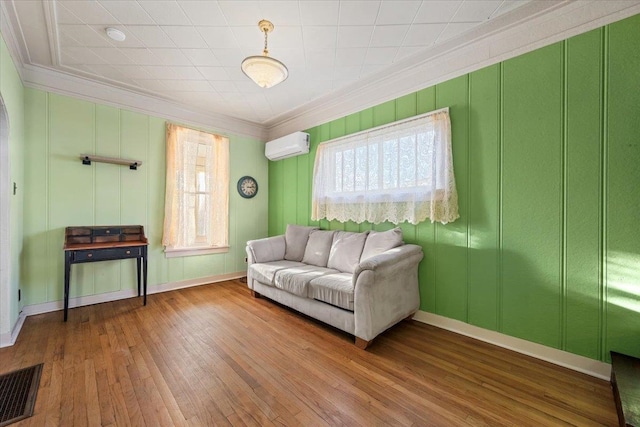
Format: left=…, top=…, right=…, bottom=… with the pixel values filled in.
left=237, top=176, right=258, bottom=198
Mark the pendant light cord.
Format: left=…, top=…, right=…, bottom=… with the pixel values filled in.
left=263, top=30, right=269, bottom=56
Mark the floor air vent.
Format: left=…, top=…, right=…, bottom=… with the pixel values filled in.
left=0, top=364, right=43, bottom=426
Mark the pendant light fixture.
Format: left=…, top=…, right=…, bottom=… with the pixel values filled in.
left=241, top=20, right=288, bottom=88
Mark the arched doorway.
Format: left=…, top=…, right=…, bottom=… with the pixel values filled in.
left=0, top=94, right=11, bottom=343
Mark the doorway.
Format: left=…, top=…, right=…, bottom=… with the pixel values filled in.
left=0, top=94, right=11, bottom=342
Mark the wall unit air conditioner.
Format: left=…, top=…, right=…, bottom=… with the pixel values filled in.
left=265, top=131, right=310, bottom=161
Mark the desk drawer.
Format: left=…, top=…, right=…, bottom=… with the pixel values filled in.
left=93, top=227, right=121, bottom=236
left=73, top=247, right=141, bottom=262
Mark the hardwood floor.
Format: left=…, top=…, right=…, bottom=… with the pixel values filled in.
left=1, top=280, right=618, bottom=426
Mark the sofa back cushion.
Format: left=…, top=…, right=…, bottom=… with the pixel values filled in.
left=302, top=230, right=335, bottom=267
left=360, top=228, right=404, bottom=261
left=327, top=231, right=369, bottom=274
left=284, top=224, right=318, bottom=261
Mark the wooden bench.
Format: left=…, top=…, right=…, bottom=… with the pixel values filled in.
left=611, top=351, right=640, bottom=427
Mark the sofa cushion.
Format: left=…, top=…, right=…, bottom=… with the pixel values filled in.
left=302, top=230, right=335, bottom=267
left=360, top=228, right=404, bottom=261
left=284, top=224, right=317, bottom=262
left=274, top=265, right=340, bottom=297
left=327, top=231, right=368, bottom=274
left=309, top=273, right=354, bottom=311
left=249, top=260, right=306, bottom=285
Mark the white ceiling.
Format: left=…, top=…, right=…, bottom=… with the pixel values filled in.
left=2, top=1, right=524, bottom=121
left=2, top=1, right=639, bottom=140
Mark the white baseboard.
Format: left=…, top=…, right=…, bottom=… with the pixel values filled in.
left=7, top=279, right=611, bottom=381
left=412, top=311, right=611, bottom=381
left=18, top=271, right=246, bottom=319
left=0, top=311, right=26, bottom=348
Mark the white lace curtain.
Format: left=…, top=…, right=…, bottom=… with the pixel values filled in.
left=163, top=123, right=229, bottom=250
left=311, top=108, right=459, bottom=225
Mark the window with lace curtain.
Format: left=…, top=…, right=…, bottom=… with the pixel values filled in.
left=162, top=123, right=229, bottom=257
left=311, top=108, right=459, bottom=225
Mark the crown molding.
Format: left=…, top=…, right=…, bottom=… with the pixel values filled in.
left=21, top=63, right=267, bottom=140
left=42, top=0, right=60, bottom=68
left=0, top=2, right=267, bottom=141
left=0, top=0, right=27, bottom=78
left=266, top=1, right=640, bottom=140
left=4, top=1, right=640, bottom=142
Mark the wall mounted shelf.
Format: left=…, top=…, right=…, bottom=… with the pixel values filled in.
left=80, top=154, right=142, bottom=170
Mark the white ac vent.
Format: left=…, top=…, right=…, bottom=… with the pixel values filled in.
left=265, top=131, right=310, bottom=161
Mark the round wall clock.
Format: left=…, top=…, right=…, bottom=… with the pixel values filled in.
left=237, top=176, right=258, bottom=199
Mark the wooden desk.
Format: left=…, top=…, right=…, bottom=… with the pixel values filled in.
left=63, top=225, right=148, bottom=321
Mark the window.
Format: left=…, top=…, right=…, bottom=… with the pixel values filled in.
left=311, top=108, right=459, bottom=225
left=162, top=123, right=229, bottom=256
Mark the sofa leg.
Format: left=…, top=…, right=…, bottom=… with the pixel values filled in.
left=250, top=290, right=260, bottom=298
left=405, top=312, right=416, bottom=321
left=355, top=337, right=370, bottom=350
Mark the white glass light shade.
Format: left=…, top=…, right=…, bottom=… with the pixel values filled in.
left=241, top=55, right=289, bottom=89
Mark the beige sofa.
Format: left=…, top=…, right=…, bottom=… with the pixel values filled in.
left=245, top=225, right=424, bottom=349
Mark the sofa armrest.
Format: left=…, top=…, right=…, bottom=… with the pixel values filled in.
left=246, top=235, right=286, bottom=264
left=353, top=244, right=424, bottom=342
left=354, top=244, right=424, bottom=277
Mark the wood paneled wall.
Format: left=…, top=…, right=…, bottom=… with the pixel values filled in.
left=267, top=15, right=640, bottom=362
left=22, top=90, right=269, bottom=307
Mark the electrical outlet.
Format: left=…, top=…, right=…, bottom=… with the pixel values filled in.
left=18, top=289, right=21, bottom=301
left=244, top=257, right=248, bottom=263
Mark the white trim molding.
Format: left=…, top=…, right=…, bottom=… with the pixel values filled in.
left=266, top=1, right=640, bottom=139
left=20, top=64, right=267, bottom=141
left=4, top=0, right=640, bottom=142
left=164, top=246, right=230, bottom=258
left=0, top=311, right=25, bottom=348
left=0, top=1, right=266, bottom=141
left=22, top=271, right=246, bottom=317
left=1, top=272, right=246, bottom=346
left=412, top=311, right=611, bottom=381
left=0, top=95, right=11, bottom=342
left=0, top=0, right=27, bottom=69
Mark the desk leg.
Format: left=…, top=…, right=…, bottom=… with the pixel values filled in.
left=64, top=251, right=71, bottom=322
left=143, top=247, right=148, bottom=306
left=136, top=257, right=141, bottom=297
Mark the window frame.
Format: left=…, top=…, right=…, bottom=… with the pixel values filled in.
left=323, top=130, right=445, bottom=204
left=311, top=107, right=459, bottom=225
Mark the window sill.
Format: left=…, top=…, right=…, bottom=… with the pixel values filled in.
left=164, top=246, right=229, bottom=258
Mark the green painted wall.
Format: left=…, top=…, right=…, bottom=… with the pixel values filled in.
left=0, top=31, right=25, bottom=336
left=22, top=89, right=268, bottom=306
left=268, top=15, right=640, bottom=362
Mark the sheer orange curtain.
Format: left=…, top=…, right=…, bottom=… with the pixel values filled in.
left=162, top=123, right=229, bottom=250
left=163, top=124, right=179, bottom=247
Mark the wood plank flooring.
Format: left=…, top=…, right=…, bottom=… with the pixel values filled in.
left=0, top=280, right=618, bottom=426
